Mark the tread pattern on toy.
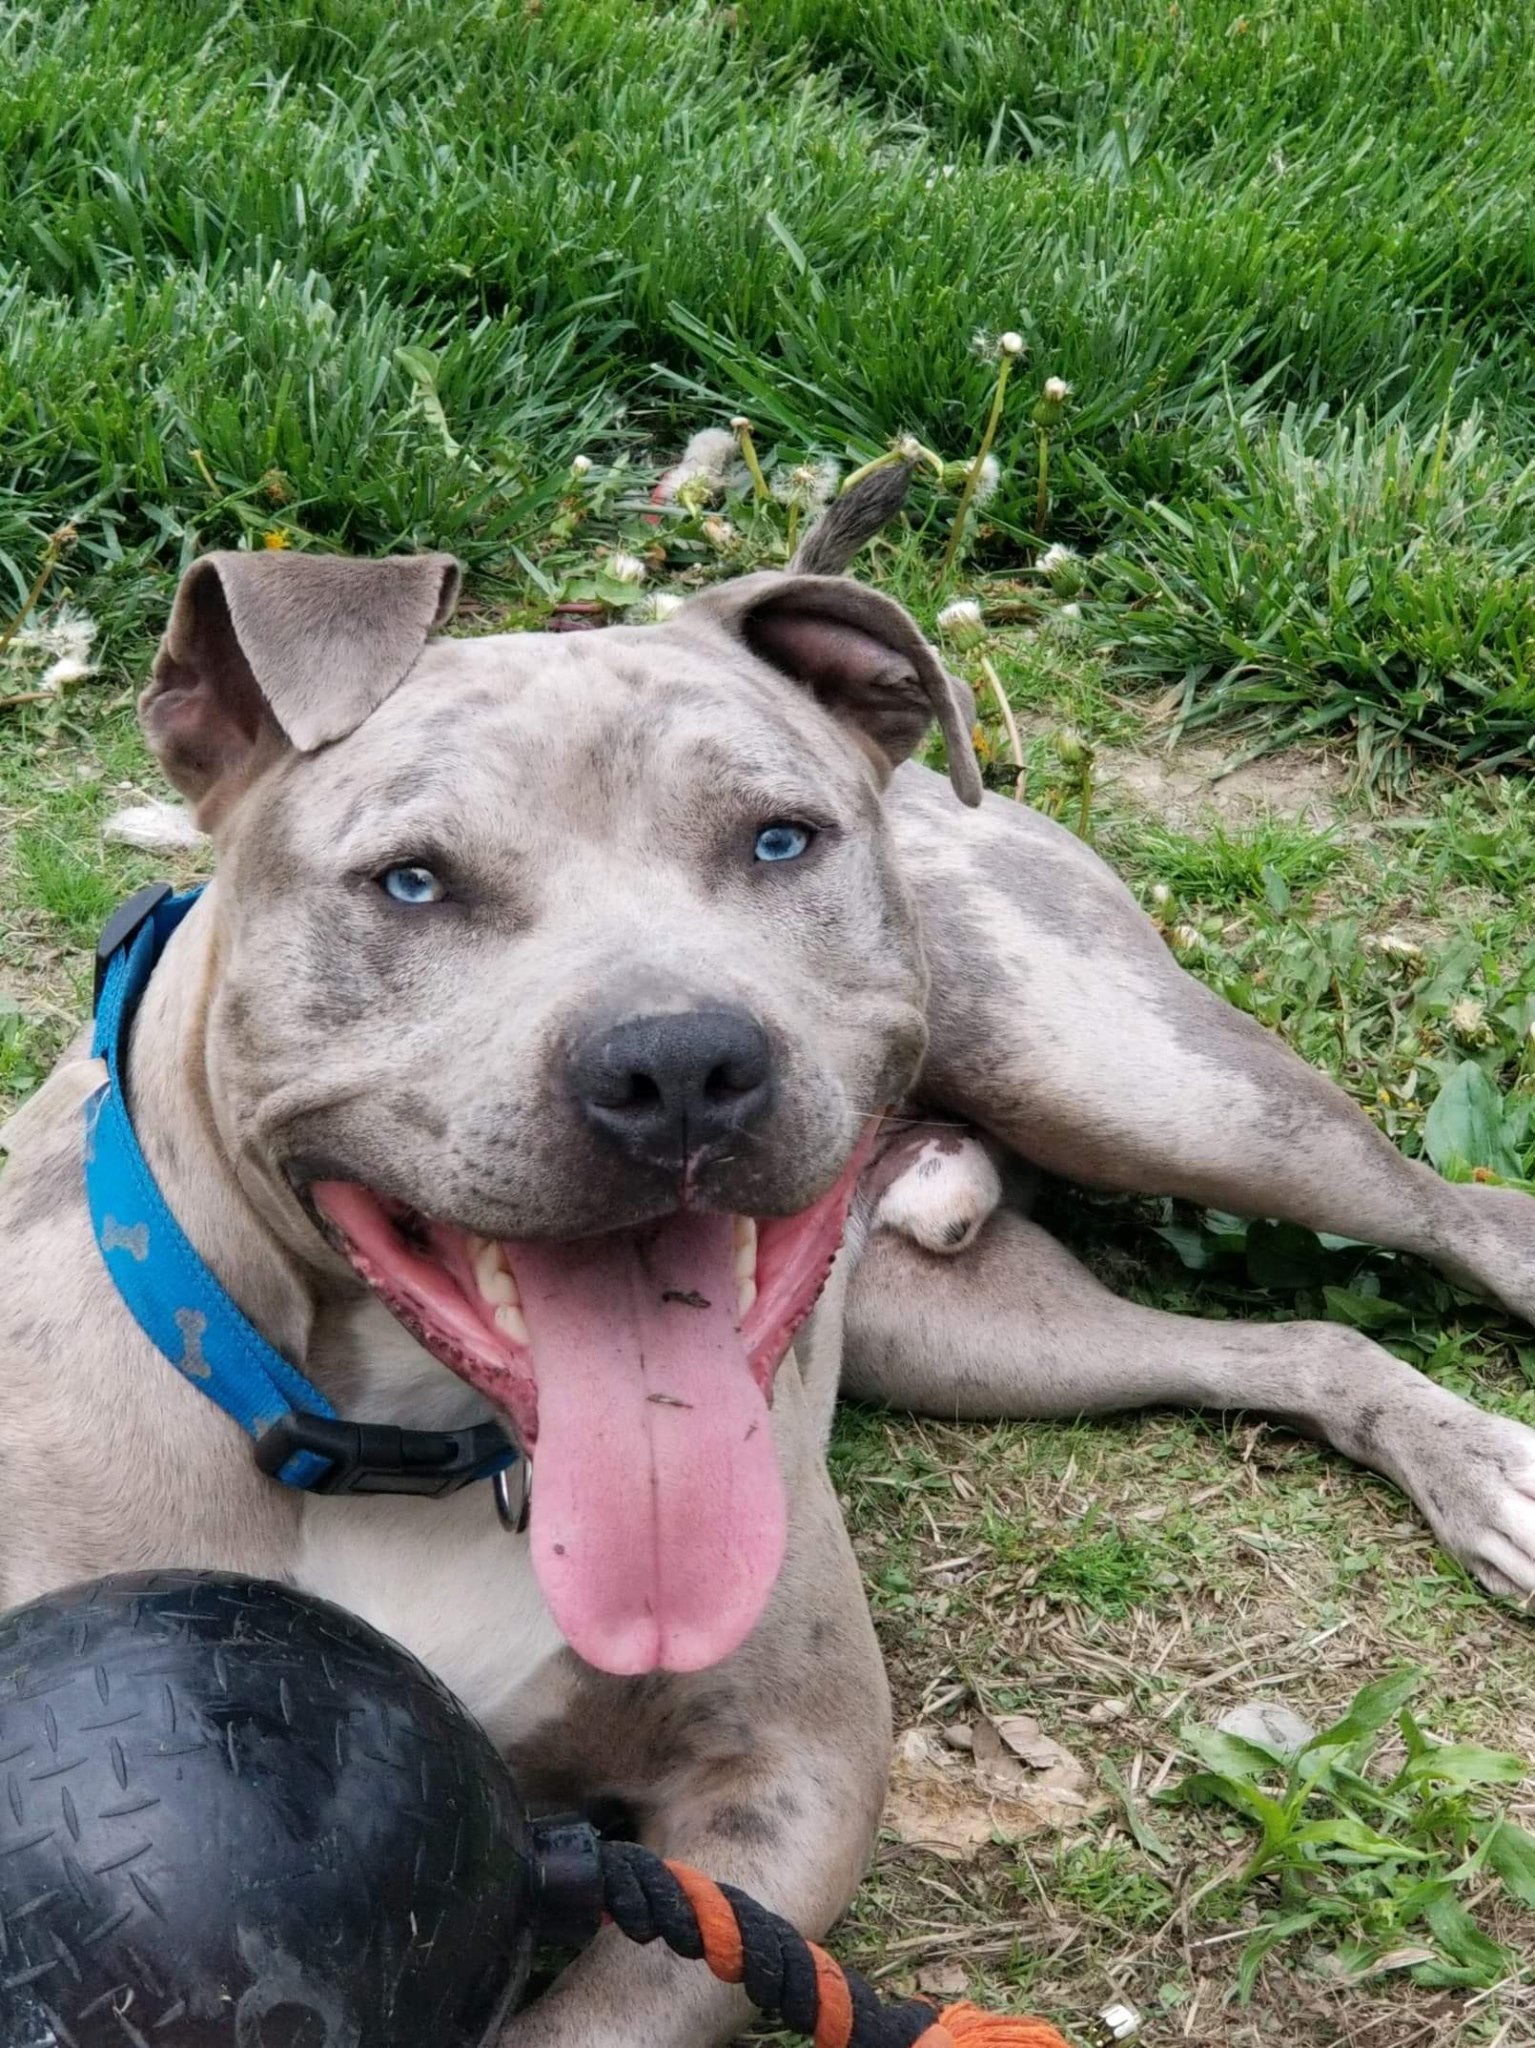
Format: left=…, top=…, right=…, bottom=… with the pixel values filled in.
left=0, top=1569, right=534, bottom=2048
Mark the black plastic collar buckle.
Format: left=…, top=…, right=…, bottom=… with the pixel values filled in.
left=94, top=881, right=173, bottom=1009
left=254, top=1412, right=518, bottom=1497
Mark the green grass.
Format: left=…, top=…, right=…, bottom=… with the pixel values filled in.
left=1172, top=1668, right=1535, bottom=2001
left=13, top=825, right=123, bottom=942
left=1108, top=814, right=1346, bottom=911
left=6, top=4, right=1535, bottom=2041
left=1033, top=1528, right=1165, bottom=1619
left=3, top=0, right=1535, bottom=766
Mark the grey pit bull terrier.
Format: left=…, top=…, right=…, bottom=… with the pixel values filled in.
left=3, top=472, right=1534, bottom=2047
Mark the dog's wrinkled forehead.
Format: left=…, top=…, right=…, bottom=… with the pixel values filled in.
left=281, top=621, right=881, bottom=865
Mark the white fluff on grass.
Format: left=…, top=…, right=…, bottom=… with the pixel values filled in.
left=103, top=801, right=206, bottom=853
left=6, top=608, right=100, bottom=692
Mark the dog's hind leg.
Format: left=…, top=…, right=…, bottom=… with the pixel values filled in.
left=889, top=763, right=1535, bottom=1325
left=845, top=1204, right=1535, bottom=1605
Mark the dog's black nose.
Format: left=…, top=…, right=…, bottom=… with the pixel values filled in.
left=568, top=1009, right=775, bottom=1168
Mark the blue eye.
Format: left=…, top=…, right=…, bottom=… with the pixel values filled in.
left=754, top=822, right=813, bottom=864
left=380, top=864, right=447, bottom=905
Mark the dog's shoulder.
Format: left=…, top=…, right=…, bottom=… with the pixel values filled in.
left=0, top=1032, right=102, bottom=1186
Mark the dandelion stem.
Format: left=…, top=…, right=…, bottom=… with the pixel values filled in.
left=940, top=353, right=1015, bottom=585
left=1075, top=758, right=1094, bottom=839
left=841, top=453, right=888, bottom=491
left=731, top=418, right=771, bottom=503
left=0, top=527, right=74, bottom=666
left=978, top=654, right=1026, bottom=803
left=843, top=442, right=943, bottom=491
left=1034, top=428, right=1051, bottom=536
left=785, top=501, right=800, bottom=557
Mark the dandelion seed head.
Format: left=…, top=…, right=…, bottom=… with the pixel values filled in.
left=654, top=427, right=748, bottom=504
left=605, top=551, right=648, bottom=586
left=679, top=428, right=742, bottom=480
left=969, top=453, right=1002, bottom=506
left=12, top=608, right=98, bottom=671
left=645, top=591, right=687, bottom=622
left=40, top=655, right=94, bottom=692
left=999, top=331, right=1025, bottom=357
left=772, top=458, right=840, bottom=511
left=936, top=599, right=986, bottom=650
left=570, top=454, right=593, bottom=477
left=1043, top=375, right=1072, bottom=404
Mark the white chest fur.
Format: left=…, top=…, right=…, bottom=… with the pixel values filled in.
left=290, top=1301, right=569, bottom=1747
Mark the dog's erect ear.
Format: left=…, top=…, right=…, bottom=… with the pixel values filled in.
left=140, top=549, right=461, bottom=817
left=788, top=460, right=915, bottom=576
left=682, top=571, right=983, bottom=806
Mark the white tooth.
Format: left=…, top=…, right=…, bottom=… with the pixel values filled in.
left=494, top=1302, right=531, bottom=1347
left=733, top=1217, right=757, bottom=1317
left=473, top=1239, right=520, bottom=1307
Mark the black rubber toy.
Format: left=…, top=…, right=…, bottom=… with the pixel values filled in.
left=0, top=1571, right=546, bottom=2048
left=0, top=1573, right=1071, bottom=2048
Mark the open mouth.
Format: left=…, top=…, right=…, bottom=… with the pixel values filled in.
left=307, top=1118, right=881, bottom=1678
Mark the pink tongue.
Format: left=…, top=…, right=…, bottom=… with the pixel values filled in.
left=509, top=1212, right=787, bottom=1676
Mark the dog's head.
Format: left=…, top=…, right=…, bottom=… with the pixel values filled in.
left=140, top=508, right=979, bottom=1675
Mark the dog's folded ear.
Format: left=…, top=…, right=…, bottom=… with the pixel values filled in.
left=140, top=549, right=461, bottom=820
left=680, top=572, right=983, bottom=807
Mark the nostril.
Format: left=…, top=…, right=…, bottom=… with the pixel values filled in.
left=587, top=1066, right=663, bottom=1112
left=571, top=1006, right=775, bottom=1160
left=704, top=1058, right=763, bottom=1102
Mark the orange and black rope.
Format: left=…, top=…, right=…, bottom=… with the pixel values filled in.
left=598, top=1841, right=1073, bottom=2048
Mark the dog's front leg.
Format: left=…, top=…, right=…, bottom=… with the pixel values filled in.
left=500, top=1485, right=891, bottom=2048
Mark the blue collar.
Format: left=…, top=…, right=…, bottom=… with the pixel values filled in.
left=85, top=883, right=518, bottom=1500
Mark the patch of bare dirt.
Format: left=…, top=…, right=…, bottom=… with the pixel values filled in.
left=1102, top=741, right=1347, bottom=828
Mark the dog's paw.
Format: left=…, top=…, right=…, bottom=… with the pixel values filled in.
left=1407, top=1405, right=1535, bottom=1609
left=873, top=1128, right=1003, bottom=1256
